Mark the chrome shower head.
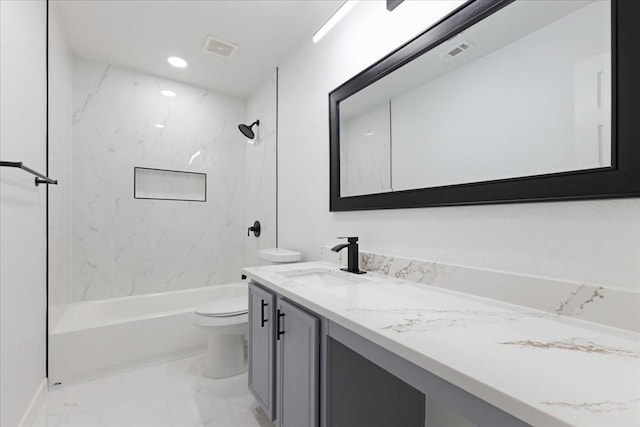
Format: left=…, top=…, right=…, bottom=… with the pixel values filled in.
left=238, top=120, right=260, bottom=139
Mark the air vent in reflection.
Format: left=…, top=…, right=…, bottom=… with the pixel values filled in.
left=202, top=35, right=238, bottom=59
left=441, top=40, right=474, bottom=61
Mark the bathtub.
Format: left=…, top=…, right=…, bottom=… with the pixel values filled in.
left=49, top=282, right=247, bottom=385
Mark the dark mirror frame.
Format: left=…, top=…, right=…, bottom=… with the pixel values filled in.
left=329, top=0, right=640, bottom=211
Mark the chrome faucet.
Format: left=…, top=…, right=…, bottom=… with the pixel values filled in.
left=331, top=237, right=366, bottom=274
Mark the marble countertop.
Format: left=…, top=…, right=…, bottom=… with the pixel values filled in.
left=243, top=262, right=640, bottom=427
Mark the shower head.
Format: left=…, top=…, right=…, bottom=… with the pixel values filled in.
left=238, top=120, right=260, bottom=139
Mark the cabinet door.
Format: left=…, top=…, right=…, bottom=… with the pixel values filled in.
left=276, top=299, right=319, bottom=427
left=248, top=282, right=276, bottom=420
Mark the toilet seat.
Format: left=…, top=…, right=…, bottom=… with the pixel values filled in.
left=196, top=296, right=247, bottom=317
left=193, top=311, right=248, bottom=331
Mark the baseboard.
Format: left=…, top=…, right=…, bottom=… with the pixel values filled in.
left=18, top=378, right=47, bottom=427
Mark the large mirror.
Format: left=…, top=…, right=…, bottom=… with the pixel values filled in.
left=329, top=0, right=640, bottom=211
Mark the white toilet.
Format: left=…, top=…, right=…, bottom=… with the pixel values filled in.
left=193, top=248, right=301, bottom=379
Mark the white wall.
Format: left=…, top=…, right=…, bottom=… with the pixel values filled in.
left=71, top=58, right=246, bottom=301
left=244, top=72, right=277, bottom=267
left=276, top=0, right=640, bottom=290
left=48, top=1, right=74, bottom=327
left=0, top=1, right=48, bottom=425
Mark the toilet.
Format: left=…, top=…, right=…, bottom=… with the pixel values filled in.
left=193, top=293, right=249, bottom=378
left=193, top=248, right=301, bottom=378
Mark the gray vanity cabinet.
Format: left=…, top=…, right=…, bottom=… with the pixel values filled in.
left=247, top=273, right=530, bottom=427
left=276, top=298, right=319, bottom=427
left=248, top=283, right=276, bottom=420
left=248, top=282, right=319, bottom=427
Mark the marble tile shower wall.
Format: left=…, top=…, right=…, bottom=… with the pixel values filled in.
left=322, top=246, right=640, bottom=332
left=72, top=57, right=246, bottom=301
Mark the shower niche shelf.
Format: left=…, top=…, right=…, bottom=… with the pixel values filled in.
left=134, top=167, right=206, bottom=202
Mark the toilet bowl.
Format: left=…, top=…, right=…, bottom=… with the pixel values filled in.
left=193, top=248, right=301, bottom=379
left=193, top=293, right=249, bottom=378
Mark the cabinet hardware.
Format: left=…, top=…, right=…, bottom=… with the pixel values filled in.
left=261, top=300, right=268, bottom=327
left=276, top=310, right=285, bottom=340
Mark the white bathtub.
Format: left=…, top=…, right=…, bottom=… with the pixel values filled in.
left=49, top=282, right=247, bottom=385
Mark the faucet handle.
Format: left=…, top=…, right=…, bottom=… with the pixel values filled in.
left=337, top=236, right=358, bottom=243
left=248, top=220, right=261, bottom=237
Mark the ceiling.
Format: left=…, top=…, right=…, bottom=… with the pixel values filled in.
left=54, top=0, right=343, bottom=98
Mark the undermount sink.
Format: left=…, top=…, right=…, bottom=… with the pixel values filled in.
left=279, top=268, right=368, bottom=288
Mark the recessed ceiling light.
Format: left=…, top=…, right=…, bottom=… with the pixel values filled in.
left=161, top=90, right=176, bottom=97
left=167, top=56, right=188, bottom=68
left=155, top=124, right=164, bottom=128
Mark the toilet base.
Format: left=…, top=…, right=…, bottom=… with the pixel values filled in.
left=203, top=333, right=247, bottom=379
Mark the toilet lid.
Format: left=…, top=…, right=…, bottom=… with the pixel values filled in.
left=196, top=297, right=248, bottom=317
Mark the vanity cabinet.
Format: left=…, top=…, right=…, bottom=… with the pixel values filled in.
left=247, top=275, right=520, bottom=427
left=248, top=283, right=276, bottom=419
left=245, top=261, right=638, bottom=426
left=248, top=282, right=319, bottom=427
left=276, top=298, right=319, bottom=427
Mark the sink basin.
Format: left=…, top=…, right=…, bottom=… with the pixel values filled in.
left=279, top=268, right=367, bottom=288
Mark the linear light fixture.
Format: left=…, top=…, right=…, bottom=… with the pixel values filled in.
left=313, top=0, right=358, bottom=44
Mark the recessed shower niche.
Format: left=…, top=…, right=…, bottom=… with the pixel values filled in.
left=134, top=167, right=207, bottom=202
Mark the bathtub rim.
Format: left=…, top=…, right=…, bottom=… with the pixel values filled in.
left=51, top=282, right=248, bottom=334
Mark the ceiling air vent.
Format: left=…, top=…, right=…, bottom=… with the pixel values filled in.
left=202, top=35, right=238, bottom=59
left=441, top=40, right=474, bottom=62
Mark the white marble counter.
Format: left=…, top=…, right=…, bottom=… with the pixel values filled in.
left=243, top=262, right=640, bottom=427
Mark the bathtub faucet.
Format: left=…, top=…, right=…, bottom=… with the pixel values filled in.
left=331, top=236, right=366, bottom=275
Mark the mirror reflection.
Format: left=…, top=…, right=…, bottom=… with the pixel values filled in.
left=339, top=0, right=611, bottom=197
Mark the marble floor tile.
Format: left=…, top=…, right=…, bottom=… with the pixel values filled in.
left=33, top=354, right=274, bottom=427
